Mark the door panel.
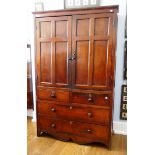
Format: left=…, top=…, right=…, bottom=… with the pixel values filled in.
left=40, top=21, right=51, bottom=38
left=94, top=17, right=109, bottom=36
left=76, top=41, right=89, bottom=85
left=93, top=40, right=108, bottom=86
left=55, top=42, right=68, bottom=84
left=40, top=42, right=51, bottom=83
left=77, top=19, right=90, bottom=36
left=55, top=20, right=68, bottom=37
left=72, top=14, right=113, bottom=90
left=36, top=16, right=72, bottom=87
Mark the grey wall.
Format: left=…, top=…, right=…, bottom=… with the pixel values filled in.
left=26, top=0, right=127, bottom=123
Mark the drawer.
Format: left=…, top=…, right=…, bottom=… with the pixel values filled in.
left=37, top=101, right=57, bottom=117
left=37, top=87, right=69, bottom=103
left=56, top=104, right=111, bottom=125
left=37, top=116, right=109, bottom=141
left=37, top=101, right=111, bottom=125
left=71, top=92, right=111, bottom=106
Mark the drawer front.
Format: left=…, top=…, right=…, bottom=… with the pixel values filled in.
left=56, top=104, right=111, bottom=124
left=37, top=101, right=111, bottom=124
left=37, top=116, right=109, bottom=141
left=71, top=92, right=111, bottom=106
left=37, top=101, right=57, bottom=117
left=37, top=87, right=69, bottom=103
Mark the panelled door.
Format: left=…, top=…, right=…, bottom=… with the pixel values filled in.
left=36, top=16, right=72, bottom=88
left=72, top=13, right=114, bottom=90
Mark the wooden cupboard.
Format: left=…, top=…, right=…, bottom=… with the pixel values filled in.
left=33, top=5, right=118, bottom=148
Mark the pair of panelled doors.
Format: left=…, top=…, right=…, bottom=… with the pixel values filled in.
left=36, top=13, right=114, bottom=90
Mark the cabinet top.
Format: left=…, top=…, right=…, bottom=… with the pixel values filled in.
left=33, top=5, right=119, bottom=18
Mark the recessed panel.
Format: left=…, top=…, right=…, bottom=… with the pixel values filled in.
left=40, top=22, right=51, bottom=38
left=55, top=42, right=67, bottom=84
left=56, top=21, right=67, bottom=37
left=40, top=43, right=51, bottom=82
left=94, top=18, right=109, bottom=36
left=93, top=41, right=108, bottom=85
left=77, top=19, right=90, bottom=36
left=76, top=41, right=89, bottom=85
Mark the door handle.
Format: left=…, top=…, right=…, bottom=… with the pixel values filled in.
left=72, top=53, right=76, bottom=60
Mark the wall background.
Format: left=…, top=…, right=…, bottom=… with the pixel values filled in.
left=26, top=0, right=127, bottom=134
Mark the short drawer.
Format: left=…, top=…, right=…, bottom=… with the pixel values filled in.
left=37, top=101, right=57, bottom=117
left=37, top=87, right=69, bottom=103
left=71, top=91, right=111, bottom=106
left=37, top=116, right=109, bottom=141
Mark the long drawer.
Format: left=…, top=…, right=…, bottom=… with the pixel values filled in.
left=37, top=101, right=111, bottom=125
left=37, top=87, right=69, bottom=103
left=37, top=115, right=110, bottom=141
left=71, top=91, right=111, bottom=106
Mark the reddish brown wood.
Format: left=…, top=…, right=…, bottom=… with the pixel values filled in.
left=36, top=16, right=72, bottom=88
left=37, top=116, right=110, bottom=142
left=37, top=101, right=111, bottom=125
left=34, top=6, right=118, bottom=148
left=37, top=87, right=69, bottom=103
left=72, top=13, right=114, bottom=90
left=71, top=92, right=111, bottom=106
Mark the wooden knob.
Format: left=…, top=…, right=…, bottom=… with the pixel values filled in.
left=104, top=96, right=108, bottom=100
left=87, top=129, right=91, bottom=133
left=51, top=108, right=55, bottom=112
left=69, top=106, right=73, bottom=110
left=51, top=91, right=56, bottom=98
left=51, top=124, right=55, bottom=128
left=88, top=112, right=92, bottom=117
left=88, top=94, right=93, bottom=102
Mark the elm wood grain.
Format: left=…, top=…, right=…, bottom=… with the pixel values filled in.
left=72, top=13, right=114, bottom=90
left=71, top=91, right=111, bottom=106
left=37, top=87, right=69, bottom=103
left=37, top=101, right=111, bottom=125
left=33, top=5, right=119, bottom=17
left=37, top=116, right=110, bottom=145
left=36, top=16, right=72, bottom=88
left=34, top=6, right=118, bottom=148
left=28, top=117, right=127, bottom=155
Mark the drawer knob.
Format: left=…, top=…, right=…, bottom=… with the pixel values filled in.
left=51, top=124, right=56, bottom=128
left=51, top=91, right=56, bottom=98
left=69, top=106, right=73, bottom=110
left=87, top=129, right=91, bottom=133
left=51, top=108, right=55, bottom=112
left=88, top=112, right=92, bottom=117
left=88, top=94, right=93, bottom=102
left=104, top=96, right=108, bottom=100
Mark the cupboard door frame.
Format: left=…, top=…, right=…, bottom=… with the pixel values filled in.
left=71, top=13, right=114, bottom=90
left=36, top=16, right=72, bottom=88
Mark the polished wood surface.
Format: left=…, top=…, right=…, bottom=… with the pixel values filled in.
left=37, top=102, right=111, bottom=125
left=71, top=91, right=111, bottom=106
left=37, top=87, right=69, bottom=103
left=27, top=117, right=127, bottom=155
left=36, top=16, right=71, bottom=87
left=34, top=6, right=118, bottom=148
left=33, top=5, right=119, bottom=17
left=72, top=13, right=113, bottom=90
